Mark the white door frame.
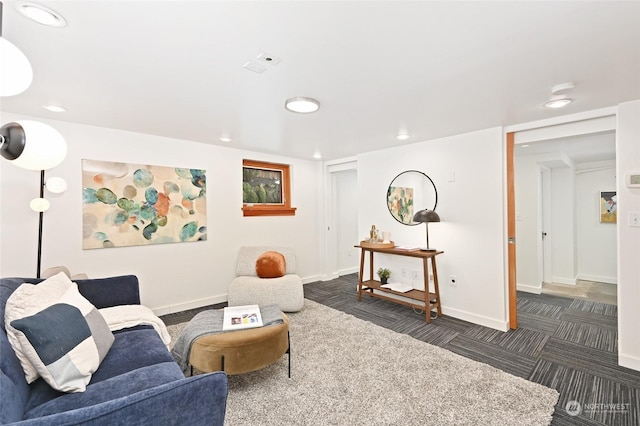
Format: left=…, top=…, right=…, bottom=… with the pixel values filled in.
left=539, top=166, right=553, bottom=285
left=505, top=106, right=617, bottom=326
left=322, top=158, right=357, bottom=280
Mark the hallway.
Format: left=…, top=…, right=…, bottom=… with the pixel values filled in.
left=542, top=280, right=617, bottom=305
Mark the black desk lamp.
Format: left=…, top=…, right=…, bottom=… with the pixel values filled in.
left=413, top=209, right=440, bottom=252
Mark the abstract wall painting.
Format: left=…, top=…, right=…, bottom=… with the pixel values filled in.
left=82, top=159, right=207, bottom=249
left=387, top=186, right=414, bottom=225
left=600, top=191, right=617, bottom=223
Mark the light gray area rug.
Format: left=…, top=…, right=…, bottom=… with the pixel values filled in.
left=167, top=300, right=558, bottom=425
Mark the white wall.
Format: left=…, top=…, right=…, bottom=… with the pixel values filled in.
left=357, top=127, right=508, bottom=330
left=0, top=113, right=323, bottom=315
left=616, top=100, right=640, bottom=371
left=550, top=166, right=577, bottom=284
left=576, top=161, right=617, bottom=283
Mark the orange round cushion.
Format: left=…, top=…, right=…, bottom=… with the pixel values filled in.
left=256, top=251, right=286, bottom=278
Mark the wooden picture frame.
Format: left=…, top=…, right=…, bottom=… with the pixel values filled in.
left=242, top=159, right=296, bottom=216
left=600, top=191, right=616, bottom=223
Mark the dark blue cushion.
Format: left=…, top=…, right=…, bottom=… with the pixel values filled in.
left=75, top=275, right=141, bottom=308
left=25, top=362, right=185, bottom=419
left=0, top=278, right=41, bottom=424
left=25, top=326, right=173, bottom=412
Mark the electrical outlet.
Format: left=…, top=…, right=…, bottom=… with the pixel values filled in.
left=411, top=270, right=419, bottom=280
left=429, top=274, right=434, bottom=282
left=450, top=275, right=457, bottom=287
left=401, top=268, right=407, bottom=278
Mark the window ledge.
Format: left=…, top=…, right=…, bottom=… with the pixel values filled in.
left=242, top=206, right=297, bottom=217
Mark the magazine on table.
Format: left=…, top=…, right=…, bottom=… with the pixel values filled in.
left=222, top=304, right=264, bottom=331
left=380, top=282, right=414, bottom=293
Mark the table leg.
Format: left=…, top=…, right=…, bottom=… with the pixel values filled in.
left=357, top=248, right=365, bottom=301
left=423, top=257, right=431, bottom=323
left=369, top=250, right=374, bottom=284
left=431, top=257, right=442, bottom=317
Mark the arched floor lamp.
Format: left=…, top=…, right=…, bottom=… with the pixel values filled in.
left=1, top=122, right=67, bottom=278
left=1, top=2, right=67, bottom=278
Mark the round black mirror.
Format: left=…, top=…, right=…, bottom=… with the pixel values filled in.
left=386, top=170, right=437, bottom=226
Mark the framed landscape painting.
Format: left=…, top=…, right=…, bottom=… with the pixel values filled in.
left=82, top=159, right=207, bottom=249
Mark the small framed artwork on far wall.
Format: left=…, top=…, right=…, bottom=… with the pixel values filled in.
left=600, top=191, right=617, bottom=223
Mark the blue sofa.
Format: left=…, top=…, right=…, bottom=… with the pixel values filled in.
left=0, top=275, right=228, bottom=425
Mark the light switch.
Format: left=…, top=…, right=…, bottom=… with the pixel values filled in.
left=629, top=212, right=640, bottom=227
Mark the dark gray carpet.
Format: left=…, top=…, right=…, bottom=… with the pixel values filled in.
left=161, top=273, right=640, bottom=426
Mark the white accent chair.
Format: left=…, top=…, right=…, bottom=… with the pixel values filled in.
left=227, top=246, right=304, bottom=312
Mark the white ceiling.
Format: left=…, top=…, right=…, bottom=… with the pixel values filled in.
left=1, top=1, right=638, bottom=161
left=515, top=131, right=616, bottom=164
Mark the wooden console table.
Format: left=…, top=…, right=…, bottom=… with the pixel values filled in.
left=355, top=245, right=444, bottom=323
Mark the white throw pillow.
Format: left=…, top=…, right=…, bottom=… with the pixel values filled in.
left=4, top=272, right=73, bottom=383
left=10, top=285, right=114, bottom=392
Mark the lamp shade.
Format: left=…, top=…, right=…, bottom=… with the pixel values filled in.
left=0, top=37, right=33, bottom=97
left=0, top=120, right=67, bottom=170
left=29, top=197, right=50, bottom=212
left=413, top=209, right=441, bottom=224
left=45, top=176, right=67, bottom=194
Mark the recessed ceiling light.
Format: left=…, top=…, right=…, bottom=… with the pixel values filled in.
left=313, top=152, right=322, bottom=160
left=395, top=133, right=411, bottom=141
left=285, top=97, right=320, bottom=114
left=15, top=2, right=67, bottom=28
left=544, top=98, right=573, bottom=109
left=521, top=144, right=530, bottom=148
left=43, top=104, right=66, bottom=112
left=219, top=136, right=232, bottom=142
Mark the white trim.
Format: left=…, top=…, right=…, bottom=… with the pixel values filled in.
left=552, top=276, right=578, bottom=285
left=323, top=158, right=358, bottom=279
left=516, top=283, right=542, bottom=294
left=325, top=156, right=358, bottom=170
left=440, top=306, right=509, bottom=332
left=505, top=106, right=618, bottom=134
left=301, top=274, right=323, bottom=284
left=152, top=294, right=228, bottom=316
left=321, top=272, right=340, bottom=281
left=337, top=267, right=359, bottom=277
left=578, top=274, right=617, bottom=285
left=619, top=353, right=640, bottom=372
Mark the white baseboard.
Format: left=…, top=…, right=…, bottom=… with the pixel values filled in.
left=552, top=276, right=577, bottom=285
left=302, top=274, right=323, bottom=284
left=337, top=267, right=358, bottom=276
left=361, top=290, right=508, bottom=331
left=152, top=294, right=228, bottom=316
left=619, top=353, right=640, bottom=372
left=517, top=283, right=542, bottom=294
left=578, top=274, right=617, bottom=285
left=440, top=306, right=509, bottom=332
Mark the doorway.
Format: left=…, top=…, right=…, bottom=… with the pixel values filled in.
left=506, top=111, right=618, bottom=327
left=324, top=160, right=358, bottom=280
